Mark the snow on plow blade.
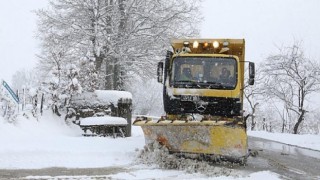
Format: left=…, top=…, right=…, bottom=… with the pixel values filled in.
left=134, top=118, right=248, bottom=161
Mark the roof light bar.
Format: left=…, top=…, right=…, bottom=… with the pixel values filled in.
left=193, top=41, right=199, bottom=48
left=213, top=41, right=219, bottom=48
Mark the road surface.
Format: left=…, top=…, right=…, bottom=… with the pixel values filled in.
left=246, top=136, right=320, bottom=179
left=1, top=136, right=319, bottom=179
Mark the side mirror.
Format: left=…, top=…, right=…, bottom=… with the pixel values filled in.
left=248, top=62, right=255, bottom=85
left=157, top=62, right=164, bottom=83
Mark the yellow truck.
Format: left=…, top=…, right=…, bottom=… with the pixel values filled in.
left=134, top=39, right=255, bottom=163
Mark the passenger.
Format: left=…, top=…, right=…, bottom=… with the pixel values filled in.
left=180, top=68, right=193, bottom=81
left=219, top=67, right=231, bottom=83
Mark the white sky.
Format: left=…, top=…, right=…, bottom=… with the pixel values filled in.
left=0, top=0, right=48, bottom=83
left=0, top=0, right=320, bottom=84
left=201, top=0, right=320, bottom=63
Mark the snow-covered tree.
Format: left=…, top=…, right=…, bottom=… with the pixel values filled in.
left=28, top=87, right=41, bottom=119
left=65, top=63, right=82, bottom=104
left=11, top=69, right=39, bottom=91
left=45, top=68, right=63, bottom=116
left=244, top=66, right=265, bottom=131
left=261, top=41, right=320, bottom=134
left=35, top=0, right=202, bottom=91
left=79, top=59, right=98, bottom=92
left=127, top=77, right=164, bottom=116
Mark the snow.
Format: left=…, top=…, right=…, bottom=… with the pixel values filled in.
left=2, top=111, right=318, bottom=179
left=248, top=131, right=320, bottom=151
left=0, top=111, right=142, bottom=170
left=24, top=171, right=280, bottom=180
left=71, top=90, right=132, bottom=107
left=28, top=87, right=37, bottom=97
left=72, top=77, right=79, bottom=85
left=80, top=116, right=128, bottom=126
left=95, top=90, right=132, bottom=103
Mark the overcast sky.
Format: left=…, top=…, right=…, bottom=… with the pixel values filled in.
left=0, top=0, right=320, bottom=84
left=201, top=0, right=320, bottom=62
left=0, top=0, right=47, bottom=83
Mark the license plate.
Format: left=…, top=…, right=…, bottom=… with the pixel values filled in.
left=181, top=95, right=199, bottom=101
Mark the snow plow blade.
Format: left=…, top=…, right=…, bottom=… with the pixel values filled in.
left=134, top=117, right=248, bottom=162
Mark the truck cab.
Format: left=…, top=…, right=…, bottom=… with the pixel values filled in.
left=158, top=39, right=255, bottom=117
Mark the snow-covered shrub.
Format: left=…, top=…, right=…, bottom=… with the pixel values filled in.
left=127, top=78, right=164, bottom=116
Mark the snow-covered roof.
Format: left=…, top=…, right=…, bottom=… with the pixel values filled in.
left=80, top=116, right=128, bottom=126
left=71, top=90, right=132, bottom=107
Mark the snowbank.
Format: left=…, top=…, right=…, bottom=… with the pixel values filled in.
left=0, top=111, right=144, bottom=169
left=248, top=131, right=320, bottom=151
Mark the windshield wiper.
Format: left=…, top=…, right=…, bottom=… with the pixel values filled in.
left=206, top=82, right=224, bottom=88
left=174, top=81, right=233, bottom=89
left=175, top=80, right=192, bottom=83
left=174, top=81, right=200, bottom=88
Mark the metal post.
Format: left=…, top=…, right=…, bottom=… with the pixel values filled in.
left=40, top=93, right=44, bottom=116
left=22, top=88, right=25, bottom=111
left=3, top=104, right=8, bottom=117
left=16, top=89, right=19, bottom=113
left=118, top=98, right=132, bottom=137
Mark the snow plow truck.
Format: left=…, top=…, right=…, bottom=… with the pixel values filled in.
left=134, top=39, right=255, bottom=163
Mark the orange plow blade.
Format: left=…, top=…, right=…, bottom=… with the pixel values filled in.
left=134, top=119, right=248, bottom=161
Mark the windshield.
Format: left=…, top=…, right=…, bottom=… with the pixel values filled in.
left=171, top=57, right=237, bottom=89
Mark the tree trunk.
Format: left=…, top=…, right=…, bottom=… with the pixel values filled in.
left=293, top=110, right=306, bottom=134
left=250, top=103, right=258, bottom=131
left=95, top=55, right=103, bottom=72
left=105, top=57, right=114, bottom=90
left=112, top=0, right=126, bottom=90
left=250, top=109, right=256, bottom=131
left=281, top=110, right=285, bottom=133
left=113, top=62, right=121, bottom=90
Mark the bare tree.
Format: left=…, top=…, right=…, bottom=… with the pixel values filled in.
left=244, top=67, right=264, bottom=130
left=262, top=42, right=320, bottom=134
left=268, top=99, right=293, bottom=133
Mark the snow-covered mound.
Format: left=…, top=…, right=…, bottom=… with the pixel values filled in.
left=0, top=111, right=83, bottom=138
left=0, top=110, right=144, bottom=169
left=71, top=90, right=132, bottom=108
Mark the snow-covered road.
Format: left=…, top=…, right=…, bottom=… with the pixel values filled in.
left=0, top=112, right=319, bottom=179
left=247, top=136, right=320, bottom=179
